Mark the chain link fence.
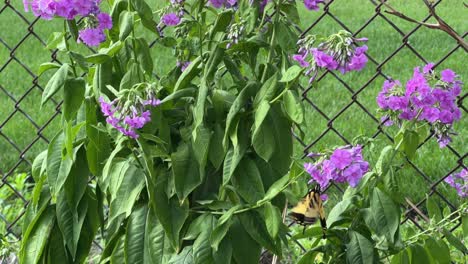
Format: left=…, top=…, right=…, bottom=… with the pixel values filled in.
left=0, top=0, right=466, bottom=262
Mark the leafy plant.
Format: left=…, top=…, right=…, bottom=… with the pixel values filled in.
left=18, top=0, right=466, bottom=263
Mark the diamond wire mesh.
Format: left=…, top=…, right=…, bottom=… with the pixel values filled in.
left=0, top=0, right=466, bottom=262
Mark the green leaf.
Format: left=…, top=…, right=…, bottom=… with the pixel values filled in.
left=391, top=249, right=410, bottom=264
left=108, top=164, right=145, bottom=227
left=297, top=251, right=319, bottom=264
left=375, top=146, right=394, bottom=176
left=172, top=143, right=203, bottom=201
left=252, top=100, right=275, bottom=161
left=441, top=228, right=468, bottom=254
left=145, top=207, right=174, bottom=264
left=223, top=82, right=257, bottom=147
left=148, top=169, right=189, bottom=251
left=402, top=130, right=419, bottom=159
left=169, top=246, right=193, bottom=264
left=282, top=90, right=304, bottom=123
left=208, top=124, right=226, bottom=169
left=264, top=202, right=281, bottom=238
left=120, top=62, right=143, bottom=90
left=279, top=65, right=303, bottom=83
left=20, top=205, right=55, bottom=264
left=38, top=62, right=61, bottom=76
left=135, top=37, right=153, bottom=74
left=222, top=121, right=248, bottom=186
left=253, top=73, right=279, bottom=107
left=229, top=219, right=261, bottom=264
left=63, top=78, right=85, bottom=122
left=119, top=11, right=134, bottom=40
left=267, top=105, right=293, bottom=176
left=346, top=231, right=376, bottom=264
left=210, top=206, right=239, bottom=251
left=462, top=214, right=468, bottom=242
left=124, top=204, right=149, bottom=264
left=232, top=158, right=265, bottom=204
left=192, top=125, right=212, bottom=176
left=364, top=188, right=400, bottom=244
left=193, top=229, right=215, bottom=264
left=85, top=53, right=111, bottom=64
left=424, top=237, right=450, bottom=264
left=426, top=195, right=442, bottom=222
left=326, top=198, right=354, bottom=228
left=174, top=57, right=202, bottom=91
left=46, top=132, right=74, bottom=198
left=46, top=32, right=66, bottom=50
left=409, top=244, right=431, bottom=263
left=46, top=224, right=70, bottom=263
left=160, top=88, right=196, bottom=104
left=130, top=0, right=157, bottom=32
left=93, top=60, right=113, bottom=99
left=258, top=173, right=289, bottom=204
left=41, top=63, right=69, bottom=105
left=238, top=211, right=281, bottom=255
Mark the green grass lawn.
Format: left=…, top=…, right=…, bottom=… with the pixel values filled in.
left=0, top=0, right=466, bottom=209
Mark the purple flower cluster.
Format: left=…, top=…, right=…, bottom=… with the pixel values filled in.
left=293, top=32, right=368, bottom=82
left=377, top=64, right=462, bottom=147
left=23, top=0, right=112, bottom=47
left=99, top=92, right=161, bottom=139
left=209, top=0, right=237, bottom=8
left=304, top=0, right=325, bottom=11
left=160, top=0, right=185, bottom=27
left=304, top=145, right=369, bottom=189
left=444, top=169, right=467, bottom=198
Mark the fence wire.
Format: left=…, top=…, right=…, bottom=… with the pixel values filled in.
left=0, top=0, right=466, bottom=262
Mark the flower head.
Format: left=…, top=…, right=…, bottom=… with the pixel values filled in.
left=305, top=145, right=369, bottom=189
left=162, top=13, right=181, bottom=26
left=445, top=169, right=468, bottom=198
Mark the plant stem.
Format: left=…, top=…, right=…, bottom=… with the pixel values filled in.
left=261, top=0, right=282, bottom=83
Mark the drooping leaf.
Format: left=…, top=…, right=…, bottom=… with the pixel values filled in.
left=282, top=90, right=304, bottom=124
left=252, top=100, right=275, bottom=161
left=124, top=203, right=149, bottom=264
left=63, top=78, right=85, bottom=122
left=20, top=205, right=56, bottom=264
left=363, top=188, right=400, bottom=244
left=172, top=143, right=203, bottom=201
left=424, top=237, right=450, bottom=264
left=231, top=158, right=265, bottom=204
left=264, top=202, right=282, bottom=238
left=42, top=63, right=69, bottom=105
left=346, top=231, right=376, bottom=264
left=279, top=65, right=303, bottom=83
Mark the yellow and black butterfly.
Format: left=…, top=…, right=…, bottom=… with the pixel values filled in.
left=289, top=185, right=327, bottom=238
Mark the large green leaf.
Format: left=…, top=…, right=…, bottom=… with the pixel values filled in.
left=264, top=202, right=281, bottom=238
left=253, top=73, right=279, bottom=107
left=364, top=188, right=400, bottom=244
left=208, top=124, right=226, bottom=169
left=231, top=158, right=265, bottom=204
left=20, top=205, right=56, bottom=264
left=223, top=82, right=257, bottom=147
left=124, top=204, right=149, bottom=264
left=174, top=56, right=202, bottom=91
left=210, top=206, right=239, bottom=251
left=108, top=164, right=145, bottom=227
left=409, top=244, right=431, bottom=263
left=63, top=78, right=85, bottom=122
left=145, top=207, right=174, bottom=264
left=238, top=211, right=281, bottom=255
left=346, top=231, right=376, bottom=264
left=229, top=219, right=261, bottom=264
left=41, top=63, right=69, bottom=105
left=267, top=105, right=293, bottom=176
left=169, top=246, right=193, bottom=264
left=192, top=125, right=212, bottom=176
left=172, top=143, right=203, bottom=201
left=424, top=237, right=450, bottom=264
left=193, top=229, right=215, bottom=264
left=222, top=120, right=249, bottom=186
left=282, top=90, right=304, bottom=124
left=252, top=100, right=275, bottom=161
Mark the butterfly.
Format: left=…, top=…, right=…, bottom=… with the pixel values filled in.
left=289, top=185, right=327, bottom=238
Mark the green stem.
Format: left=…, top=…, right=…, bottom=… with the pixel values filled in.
left=261, top=0, right=282, bottom=83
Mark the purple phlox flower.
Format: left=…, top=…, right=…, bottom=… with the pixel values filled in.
left=330, top=149, right=353, bottom=170
left=437, top=135, right=452, bottom=148
left=445, top=169, right=467, bottom=198
left=312, top=49, right=338, bottom=70
left=97, top=12, right=113, bottom=30
left=441, top=69, right=456, bottom=83
left=177, top=61, right=191, bottom=72
left=162, top=13, right=181, bottom=26
left=78, top=28, right=105, bottom=47
left=209, top=0, right=225, bottom=8
left=423, top=63, right=434, bottom=74
left=304, top=0, right=324, bottom=11
left=292, top=54, right=310, bottom=68
left=307, top=152, right=322, bottom=158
